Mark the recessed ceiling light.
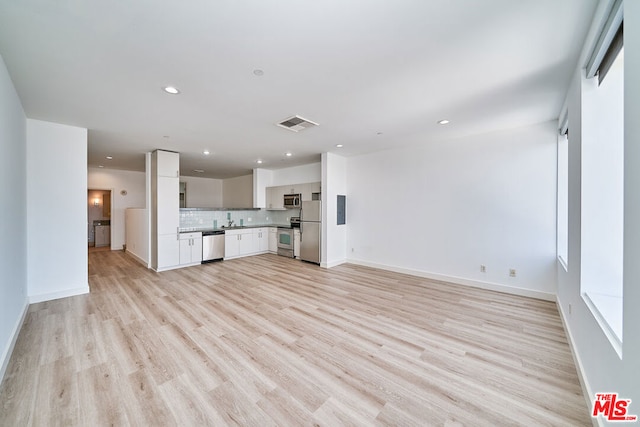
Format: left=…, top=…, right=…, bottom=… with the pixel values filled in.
left=193, top=169, right=205, bottom=173
left=253, top=69, right=264, bottom=76
left=256, top=159, right=263, bottom=164
left=377, top=132, right=383, bottom=135
left=438, top=119, right=450, bottom=125
left=203, top=150, right=210, bottom=155
left=285, top=152, right=293, bottom=157
left=106, top=156, right=113, bottom=160
left=98, top=165, right=104, bottom=168
left=163, top=135, right=170, bottom=139
left=163, top=86, right=180, bottom=94
left=336, top=144, right=343, bottom=148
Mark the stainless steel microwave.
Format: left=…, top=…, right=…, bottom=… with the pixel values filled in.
left=283, top=193, right=301, bottom=208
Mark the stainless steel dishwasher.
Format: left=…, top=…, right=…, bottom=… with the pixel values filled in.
left=202, top=230, right=225, bottom=263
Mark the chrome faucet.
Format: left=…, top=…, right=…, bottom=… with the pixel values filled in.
left=227, top=219, right=234, bottom=227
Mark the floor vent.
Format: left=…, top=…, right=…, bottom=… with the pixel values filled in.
left=276, top=115, right=319, bottom=132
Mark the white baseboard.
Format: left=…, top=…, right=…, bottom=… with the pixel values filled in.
left=322, top=258, right=347, bottom=269
left=28, top=285, right=90, bottom=304
left=125, top=249, right=148, bottom=267
left=0, top=299, right=29, bottom=383
left=346, top=258, right=556, bottom=302
left=557, top=302, right=599, bottom=427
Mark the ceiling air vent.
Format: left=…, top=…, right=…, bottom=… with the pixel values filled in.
left=276, top=115, right=319, bottom=132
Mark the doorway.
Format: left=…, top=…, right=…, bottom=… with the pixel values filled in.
left=88, top=189, right=112, bottom=252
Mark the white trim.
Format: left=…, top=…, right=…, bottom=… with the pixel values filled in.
left=28, top=285, right=89, bottom=304
left=558, top=255, right=568, bottom=272
left=322, top=258, right=347, bottom=269
left=585, top=0, right=623, bottom=79
left=346, top=258, right=556, bottom=302
left=556, top=302, right=599, bottom=427
left=558, top=109, right=569, bottom=135
left=0, top=299, right=29, bottom=383
left=582, top=292, right=623, bottom=358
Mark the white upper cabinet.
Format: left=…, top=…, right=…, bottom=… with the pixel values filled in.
left=298, top=183, right=312, bottom=201
left=157, top=150, right=179, bottom=178
left=265, top=181, right=321, bottom=208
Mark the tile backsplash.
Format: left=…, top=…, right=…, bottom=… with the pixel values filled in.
left=179, top=209, right=295, bottom=230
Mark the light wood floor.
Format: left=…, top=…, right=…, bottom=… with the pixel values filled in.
left=0, top=251, right=590, bottom=426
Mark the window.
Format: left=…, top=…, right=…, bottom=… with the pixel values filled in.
left=581, top=10, right=624, bottom=351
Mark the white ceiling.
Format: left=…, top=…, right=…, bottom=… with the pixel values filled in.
left=0, top=0, right=597, bottom=179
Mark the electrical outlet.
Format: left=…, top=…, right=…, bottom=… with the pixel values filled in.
left=509, top=269, right=516, bottom=277
left=247, top=217, right=252, bottom=222
left=480, top=265, right=486, bottom=273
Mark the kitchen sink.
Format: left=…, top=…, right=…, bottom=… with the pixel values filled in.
left=220, top=225, right=246, bottom=229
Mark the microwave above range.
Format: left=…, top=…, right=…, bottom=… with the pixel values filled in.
left=283, top=193, right=301, bottom=208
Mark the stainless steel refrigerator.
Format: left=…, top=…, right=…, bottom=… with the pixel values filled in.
left=300, top=200, right=321, bottom=264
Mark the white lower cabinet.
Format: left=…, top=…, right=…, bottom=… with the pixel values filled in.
left=255, top=228, right=269, bottom=253
left=294, top=229, right=301, bottom=258
left=225, top=228, right=273, bottom=260
left=239, top=231, right=255, bottom=255
left=268, top=227, right=278, bottom=253
left=158, top=234, right=180, bottom=269
left=224, top=229, right=254, bottom=259
left=224, top=233, right=240, bottom=259
left=179, top=232, right=202, bottom=266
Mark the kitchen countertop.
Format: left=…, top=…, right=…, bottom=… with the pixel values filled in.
left=179, top=223, right=292, bottom=233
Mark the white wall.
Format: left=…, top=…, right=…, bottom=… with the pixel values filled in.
left=347, top=121, right=558, bottom=300
left=321, top=153, right=347, bottom=268
left=271, top=162, right=321, bottom=186
left=180, top=175, right=223, bottom=208
left=0, top=54, right=28, bottom=382
left=557, top=1, right=640, bottom=421
left=88, top=167, right=146, bottom=250
left=222, top=174, right=253, bottom=208
left=27, top=119, right=88, bottom=303
left=125, top=208, right=148, bottom=265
